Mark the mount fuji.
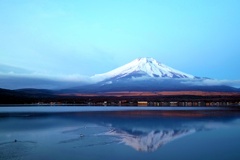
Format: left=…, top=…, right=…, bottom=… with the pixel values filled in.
left=1, top=57, right=240, bottom=103
left=59, top=57, right=238, bottom=94
left=92, top=57, right=198, bottom=82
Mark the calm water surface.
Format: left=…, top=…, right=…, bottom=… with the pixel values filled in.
left=1, top=106, right=240, bottom=160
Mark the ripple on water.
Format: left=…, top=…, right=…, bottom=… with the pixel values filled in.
left=0, top=140, right=37, bottom=160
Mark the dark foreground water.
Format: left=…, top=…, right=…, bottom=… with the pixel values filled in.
left=1, top=106, right=240, bottom=160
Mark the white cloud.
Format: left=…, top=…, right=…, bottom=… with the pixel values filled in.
left=181, top=79, right=240, bottom=88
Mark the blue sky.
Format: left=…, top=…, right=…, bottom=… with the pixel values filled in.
left=0, top=0, right=240, bottom=80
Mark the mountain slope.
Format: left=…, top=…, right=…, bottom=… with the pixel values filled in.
left=92, top=57, right=197, bottom=82
left=60, top=78, right=239, bottom=94
left=61, top=57, right=238, bottom=94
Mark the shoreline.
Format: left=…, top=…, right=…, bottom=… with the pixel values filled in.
left=0, top=106, right=239, bottom=114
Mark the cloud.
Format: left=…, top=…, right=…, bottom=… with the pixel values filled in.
left=1, top=64, right=240, bottom=89
left=0, top=74, right=93, bottom=90
left=0, top=64, right=33, bottom=75
left=181, top=79, right=240, bottom=88
left=0, top=64, right=94, bottom=89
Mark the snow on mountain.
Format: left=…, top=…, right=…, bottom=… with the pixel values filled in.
left=92, top=57, right=196, bottom=82
left=104, top=128, right=196, bottom=152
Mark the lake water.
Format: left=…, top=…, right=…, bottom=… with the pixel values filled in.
left=1, top=106, right=240, bottom=160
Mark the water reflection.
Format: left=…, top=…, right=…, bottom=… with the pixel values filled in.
left=1, top=110, right=240, bottom=160
left=55, top=111, right=240, bottom=152
left=89, top=111, right=239, bottom=152
left=104, top=128, right=196, bottom=152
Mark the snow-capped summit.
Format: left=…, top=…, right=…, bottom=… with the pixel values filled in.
left=105, top=128, right=196, bottom=152
left=92, top=57, right=196, bottom=82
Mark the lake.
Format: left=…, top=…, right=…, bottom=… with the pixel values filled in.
left=1, top=106, right=240, bottom=160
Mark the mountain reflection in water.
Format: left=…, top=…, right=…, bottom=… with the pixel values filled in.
left=104, top=128, right=196, bottom=152
left=1, top=109, right=240, bottom=160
